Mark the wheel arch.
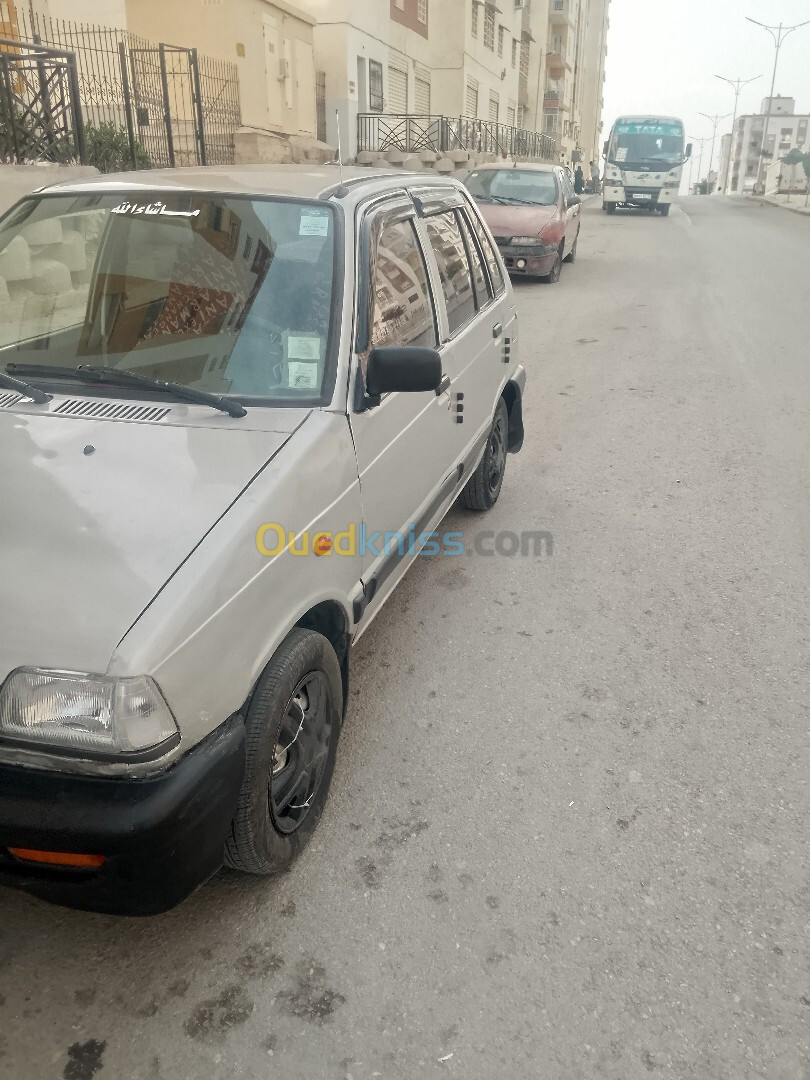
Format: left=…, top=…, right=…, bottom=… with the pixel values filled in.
left=501, top=378, right=524, bottom=453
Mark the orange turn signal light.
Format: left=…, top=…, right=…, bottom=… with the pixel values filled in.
left=8, top=848, right=105, bottom=869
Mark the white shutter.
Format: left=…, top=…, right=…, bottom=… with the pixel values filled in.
left=465, top=79, right=479, bottom=117
left=415, top=76, right=431, bottom=115
left=489, top=92, right=499, bottom=123
left=387, top=65, right=408, bottom=113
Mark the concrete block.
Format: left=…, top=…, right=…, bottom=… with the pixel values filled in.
left=385, top=148, right=407, bottom=164
left=453, top=168, right=470, bottom=183
left=0, top=236, right=32, bottom=282
left=355, top=150, right=376, bottom=165
left=419, top=149, right=439, bottom=163
left=22, top=218, right=63, bottom=247
left=435, top=158, right=455, bottom=174
left=49, top=231, right=87, bottom=272
left=402, top=155, right=424, bottom=171
left=448, top=149, right=470, bottom=164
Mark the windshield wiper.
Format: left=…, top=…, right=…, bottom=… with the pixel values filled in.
left=489, top=195, right=544, bottom=206
left=0, top=370, right=52, bottom=405
left=7, top=363, right=247, bottom=418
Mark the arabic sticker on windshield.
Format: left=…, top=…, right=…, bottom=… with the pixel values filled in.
left=287, top=362, right=319, bottom=390
left=286, top=334, right=321, bottom=361
left=110, top=200, right=200, bottom=218
left=615, top=147, right=628, bottom=162
left=299, top=209, right=330, bottom=237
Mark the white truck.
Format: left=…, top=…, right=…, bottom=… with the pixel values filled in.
left=602, top=116, right=692, bottom=217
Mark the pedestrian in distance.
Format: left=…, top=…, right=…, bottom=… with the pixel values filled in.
left=590, top=160, right=601, bottom=194
left=574, top=165, right=585, bottom=194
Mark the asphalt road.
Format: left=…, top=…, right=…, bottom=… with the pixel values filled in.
left=2, top=196, right=808, bottom=1080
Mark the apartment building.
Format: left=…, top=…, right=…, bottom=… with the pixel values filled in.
left=541, top=0, right=608, bottom=165
left=721, top=96, right=810, bottom=195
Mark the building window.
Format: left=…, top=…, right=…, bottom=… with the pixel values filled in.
left=393, top=0, right=405, bottom=8
left=519, top=41, right=529, bottom=82
left=498, top=25, right=505, bottom=56
left=465, top=78, right=479, bottom=117
left=489, top=91, right=499, bottom=123
left=506, top=103, right=515, bottom=126
left=511, top=38, right=518, bottom=68
left=417, top=0, right=427, bottom=23
left=369, top=60, right=384, bottom=112
left=471, top=0, right=479, bottom=37
left=484, top=6, right=495, bottom=50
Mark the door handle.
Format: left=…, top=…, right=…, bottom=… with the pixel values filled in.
left=436, top=373, right=451, bottom=396
left=492, top=322, right=503, bottom=339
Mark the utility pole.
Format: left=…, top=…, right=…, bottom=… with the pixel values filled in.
left=689, top=136, right=710, bottom=194
left=715, top=75, right=761, bottom=193
left=699, top=112, right=731, bottom=193
left=746, top=18, right=810, bottom=194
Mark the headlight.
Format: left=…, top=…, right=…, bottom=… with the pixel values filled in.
left=0, top=668, right=178, bottom=754
left=511, top=235, right=541, bottom=245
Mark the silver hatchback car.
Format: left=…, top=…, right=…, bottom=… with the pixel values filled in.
left=0, top=165, right=525, bottom=913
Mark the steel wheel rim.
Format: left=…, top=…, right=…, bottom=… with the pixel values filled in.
left=488, top=414, right=507, bottom=494
left=268, top=670, right=333, bottom=835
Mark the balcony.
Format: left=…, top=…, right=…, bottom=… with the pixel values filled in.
left=546, top=45, right=570, bottom=79
left=356, top=113, right=556, bottom=162
left=549, top=0, right=574, bottom=27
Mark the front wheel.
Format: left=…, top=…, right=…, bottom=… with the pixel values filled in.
left=564, top=231, right=579, bottom=263
left=224, top=628, right=343, bottom=876
left=659, top=204, right=671, bottom=216
left=543, top=245, right=564, bottom=283
left=604, top=201, right=617, bottom=215
left=461, top=399, right=509, bottom=511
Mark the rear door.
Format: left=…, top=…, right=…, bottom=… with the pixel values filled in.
left=348, top=197, right=461, bottom=619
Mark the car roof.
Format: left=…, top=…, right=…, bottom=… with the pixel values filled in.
left=32, top=164, right=460, bottom=201
left=468, top=162, right=559, bottom=174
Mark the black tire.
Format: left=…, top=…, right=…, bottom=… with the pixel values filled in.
left=564, top=230, right=579, bottom=263
left=543, top=244, right=564, bottom=283
left=224, top=628, right=342, bottom=875
left=604, top=201, right=617, bottom=215
left=659, top=204, right=671, bottom=216
left=461, top=399, right=509, bottom=511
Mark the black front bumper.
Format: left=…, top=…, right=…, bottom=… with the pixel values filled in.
left=0, top=716, right=245, bottom=915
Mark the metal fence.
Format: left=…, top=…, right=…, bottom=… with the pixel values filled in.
left=2, top=10, right=240, bottom=169
left=0, top=37, right=85, bottom=163
left=357, top=113, right=556, bottom=162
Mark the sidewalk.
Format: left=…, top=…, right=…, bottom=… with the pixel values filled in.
left=748, top=192, right=810, bottom=217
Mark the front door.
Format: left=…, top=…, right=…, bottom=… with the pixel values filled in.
left=349, top=199, right=461, bottom=616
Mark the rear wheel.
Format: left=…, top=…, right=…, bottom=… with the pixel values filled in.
left=224, top=628, right=342, bottom=875
left=461, top=399, right=509, bottom=512
left=659, top=204, right=671, bottom=216
left=604, top=201, right=617, bottom=215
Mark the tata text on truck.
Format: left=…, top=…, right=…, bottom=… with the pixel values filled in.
left=602, top=116, right=692, bottom=216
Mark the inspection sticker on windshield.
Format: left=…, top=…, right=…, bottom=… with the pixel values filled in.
left=287, top=362, right=319, bottom=390
left=286, top=334, right=321, bottom=361
left=615, top=147, right=628, bottom=162
left=299, top=209, right=330, bottom=237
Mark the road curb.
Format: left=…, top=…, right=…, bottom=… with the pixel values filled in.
left=745, top=195, right=810, bottom=218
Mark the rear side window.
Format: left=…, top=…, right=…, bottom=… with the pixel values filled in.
left=424, top=212, right=476, bottom=336
left=468, top=209, right=505, bottom=295
left=371, top=218, right=436, bottom=351
left=457, top=210, right=490, bottom=309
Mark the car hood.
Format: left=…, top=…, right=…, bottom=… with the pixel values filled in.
left=475, top=202, right=559, bottom=237
left=0, top=408, right=302, bottom=680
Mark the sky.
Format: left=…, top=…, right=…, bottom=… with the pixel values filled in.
left=602, top=0, right=810, bottom=180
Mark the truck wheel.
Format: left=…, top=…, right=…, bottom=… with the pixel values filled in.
left=659, top=204, right=671, bottom=216
left=461, top=399, right=509, bottom=511
left=224, top=628, right=342, bottom=875
left=604, top=201, right=617, bottom=214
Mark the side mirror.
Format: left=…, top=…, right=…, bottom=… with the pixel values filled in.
left=366, top=345, right=442, bottom=398
left=567, top=194, right=582, bottom=207
left=602, top=140, right=608, bottom=158
left=685, top=143, right=693, bottom=159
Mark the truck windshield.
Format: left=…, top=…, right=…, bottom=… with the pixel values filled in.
left=466, top=169, right=559, bottom=206
left=608, top=122, right=685, bottom=169
left=0, top=193, right=337, bottom=404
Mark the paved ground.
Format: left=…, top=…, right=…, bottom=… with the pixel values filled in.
left=1, top=196, right=808, bottom=1080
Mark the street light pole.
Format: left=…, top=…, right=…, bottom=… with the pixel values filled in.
left=689, top=136, right=709, bottom=194
left=746, top=18, right=810, bottom=195
left=699, top=112, right=731, bottom=193
left=715, top=75, right=761, bottom=193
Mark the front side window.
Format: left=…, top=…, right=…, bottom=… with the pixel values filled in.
left=424, top=212, right=475, bottom=336
left=0, top=193, right=337, bottom=403
left=370, top=218, right=436, bottom=352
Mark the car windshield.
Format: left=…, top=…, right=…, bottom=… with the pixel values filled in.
left=465, top=169, right=559, bottom=206
left=0, top=193, right=337, bottom=404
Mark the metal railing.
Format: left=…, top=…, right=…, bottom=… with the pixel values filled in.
left=357, top=113, right=556, bottom=162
